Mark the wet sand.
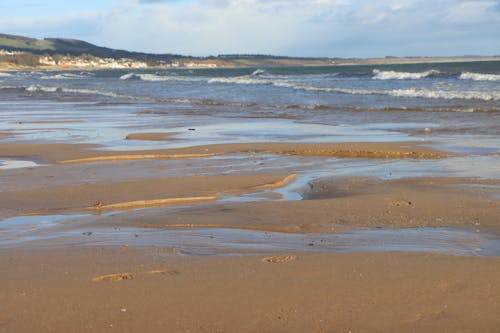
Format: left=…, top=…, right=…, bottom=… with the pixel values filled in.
left=0, top=174, right=296, bottom=217
left=0, top=141, right=451, bottom=164
left=106, top=177, right=499, bottom=234
left=1, top=137, right=499, bottom=332
left=125, top=132, right=180, bottom=141
left=1, top=249, right=500, bottom=333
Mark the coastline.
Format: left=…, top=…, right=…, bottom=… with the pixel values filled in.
left=2, top=56, right=500, bottom=71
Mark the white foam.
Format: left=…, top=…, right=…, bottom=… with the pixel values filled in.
left=459, top=72, right=500, bottom=82
left=138, top=73, right=179, bottom=82
left=40, top=73, right=88, bottom=80
left=0, top=72, right=13, bottom=77
left=209, top=75, right=500, bottom=101
left=120, top=72, right=198, bottom=82
left=251, top=69, right=268, bottom=76
left=208, top=76, right=274, bottom=85
left=119, top=72, right=136, bottom=80
left=25, top=85, right=61, bottom=93
left=24, top=85, right=144, bottom=100
left=373, top=69, right=440, bottom=80
left=386, top=88, right=500, bottom=101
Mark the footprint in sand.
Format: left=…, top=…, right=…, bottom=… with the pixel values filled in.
left=261, top=255, right=297, bottom=263
left=92, top=273, right=134, bottom=282
left=389, top=199, right=412, bottom=207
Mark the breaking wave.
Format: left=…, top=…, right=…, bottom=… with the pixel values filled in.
left=207, top=75, right=500, bottom=101
left=2, top=84, right=498, bottom=112
left=251, top=69, right=268, bottom=76
left=120, top=72, right=199, bottom=82
left=0, top=72, right=13, bottom=77
left=459, top=72, right=500, bottom=81
left=40, top=73, right=89, bottom=80
left=208, top=76, right=274, bottom=85
left=302, top=86, right=500, bottom=101
left=24, top=85, right=144, bottom=100
left=372, top=69, right=440, bottom=80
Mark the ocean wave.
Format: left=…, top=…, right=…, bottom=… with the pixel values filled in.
left=385, top=89, right=500, bottom=101
left=5, top=84, right=499, bottom=113
left=40, top=73, right=89, bottom=80
left=25, top=85, right=62, bottom=93
left=312, top=86, right=500, bottom=101
left=459, top=72, right=500, bottom=81
left=208, top=75, right=500, bottom=101
left=251, top=69, right=268, bottom=76
left=0, top=72, right=13, bottom=77
left=24, top=85, right=146, bottom=100
left=0, top=85, right=19, bottom=91
left=208, top=76, right=274, bottom=85
left=372, top=69, right=440, bottom=80
left=120, top=72, right=199, bottom=82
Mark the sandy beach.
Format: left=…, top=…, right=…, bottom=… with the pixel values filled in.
left=1, top=137, right=499, bottom=332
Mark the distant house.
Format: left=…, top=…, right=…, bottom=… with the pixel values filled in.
left=55, top=56, right=148, bottom=69
left=39, top=56, right=57, bottom=66
left=184, top=62, right=218, bottom=68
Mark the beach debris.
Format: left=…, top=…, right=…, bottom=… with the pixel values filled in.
left=82, top=231, right=93, bottom=236
left=92, top=273, right=134, bottom=282
left=261, top=255, right=297, bottom=263
left=93, top=201, right=103, bottom=209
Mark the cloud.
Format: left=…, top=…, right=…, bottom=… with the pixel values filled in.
left=1, top=0, right=499, bottom=57
left=444, top=0, right=500, bottom=23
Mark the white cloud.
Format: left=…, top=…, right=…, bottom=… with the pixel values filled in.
left=444, top=0, right=500, bottom=23
left=1, top=0, right=499, bottom=57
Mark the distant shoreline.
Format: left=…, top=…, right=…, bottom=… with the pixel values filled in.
left=336, top=56, right=500, bottom=66
left=1, top=56, right=500, bottom=71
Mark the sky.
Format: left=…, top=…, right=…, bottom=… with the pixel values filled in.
left=0, top=0, right=499, bottom=57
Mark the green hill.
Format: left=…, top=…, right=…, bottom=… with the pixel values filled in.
left=0, top=33, right=180, bottom=60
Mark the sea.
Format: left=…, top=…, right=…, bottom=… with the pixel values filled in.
left=0, top=61, right=499, bottom=165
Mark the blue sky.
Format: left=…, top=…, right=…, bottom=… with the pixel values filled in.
left=1, top=0, right=499, bottom=57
